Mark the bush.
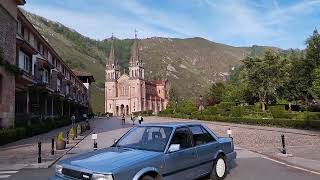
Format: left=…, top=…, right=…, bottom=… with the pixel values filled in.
left=215, top=102, right=236, bottom=110
left=176, top=100, right=197, bottom=115
left=269, top=105, right=291, bottom=119
left=202, top=106, right=218, bottom=115
left=133, top=110, right=153, bottom=116
left=57, top=132, right=64, bottom=141
left=0, top=127, right=27, bottom=145
left=159, top=114, right=320, bottom=130
left=230, top=106, right=244, bottom=117
left=303, top=112, right=320, bottom=120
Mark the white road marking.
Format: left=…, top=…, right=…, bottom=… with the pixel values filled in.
left=0, top=171, right=18, bottom=174
left=262, top=156, right=320, bottom=175
left=0, top=175, right=11, bottom=179
left=0, top=170, right=19, bottom=179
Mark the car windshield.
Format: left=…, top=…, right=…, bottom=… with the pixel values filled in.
left=115, top=126, right=173, bottom=152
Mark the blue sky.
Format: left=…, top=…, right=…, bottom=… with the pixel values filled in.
left=22, top=0, right=320, bottom=49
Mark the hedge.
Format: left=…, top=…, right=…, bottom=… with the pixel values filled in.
left=133, top=110, right=153, bottom=116
left=0, top=117, right=77, bottom=146
left=158, top=114, right=320, bottom=130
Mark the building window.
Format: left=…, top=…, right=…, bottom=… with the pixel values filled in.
left=43, top=69, right=49, bottom=83
left=18, top=51, right=31, bottom=73
left=109, top=104, right=111, bottom=109
left=57, top=78, right=61, bottom=92
left=66, top=84, right=70, bottom=95
left=158, top=90, right=160, bottom=94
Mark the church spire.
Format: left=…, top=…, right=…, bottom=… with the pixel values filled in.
left=107, top=33, right=116, bottom=67
left=129, top=30, right=144, bottom=79
left=130, top=29, right=141, bottom=66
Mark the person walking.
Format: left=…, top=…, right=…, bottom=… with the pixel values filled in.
left=131, top=114, right=135, bottom=125
left=71, top=114, right=75, bottom=126
left=138, top=114, right=143, bottom=124
left=121, top=114, right=125, bottom=125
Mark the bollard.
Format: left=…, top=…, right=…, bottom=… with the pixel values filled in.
left=281, top=134, right=286, bottom=154
left=227, top=128, right=232, bottom=138
left=75, top=127, right=78, bottom=138
left=94, top=140, right=98, bottom=150
left=92, top=133, right=98, bottom=151
left=38, top=142, right=41, bottom=163
left=66, top=131, right=69, bottom=144
left=51, top=138, right=54, bottom=155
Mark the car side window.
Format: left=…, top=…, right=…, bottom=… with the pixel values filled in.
left=189, top=126, right=215, bottom=146
left=200, top=126, right=215, bottom=143
left=170, top=127, right=192, bottom=150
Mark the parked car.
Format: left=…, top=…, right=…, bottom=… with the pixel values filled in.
left=50, top=123, right=236, bottom=180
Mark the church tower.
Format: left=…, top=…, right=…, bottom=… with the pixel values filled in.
left=128, top=30, right=146, bottom=112
left=129, top=30, right=144, bottom=79
left=105, top=35, right=120, bottom=113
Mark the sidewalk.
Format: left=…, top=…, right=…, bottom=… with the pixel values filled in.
left=0, top=119, right=94, bottom=170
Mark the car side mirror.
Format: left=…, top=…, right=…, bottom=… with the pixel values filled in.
left=168, top=144, right=180, bottom=153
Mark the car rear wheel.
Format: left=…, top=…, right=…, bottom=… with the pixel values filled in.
left=210, top=154, right=227, bottom=180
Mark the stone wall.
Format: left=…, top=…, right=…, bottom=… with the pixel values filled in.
left=0, top=4, right=17, bottom=128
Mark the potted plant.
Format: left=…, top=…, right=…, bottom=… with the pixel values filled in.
left=56, top=132, right=66, bottom=150
left=77, top=124, right=81, bottom=136
left=69, top=127, right=75, bottom=140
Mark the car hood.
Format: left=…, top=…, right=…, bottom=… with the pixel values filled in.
left=59, top=147, right=162, bottom=173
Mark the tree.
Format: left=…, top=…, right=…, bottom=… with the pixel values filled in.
left=204, top=82, right=225, bottom=106
left=242, top=50, right=289, bottom=111
left=311, top=68, right=320, bottom=100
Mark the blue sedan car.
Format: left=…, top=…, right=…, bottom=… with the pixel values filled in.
left=50, top=123, right=236, bottom=180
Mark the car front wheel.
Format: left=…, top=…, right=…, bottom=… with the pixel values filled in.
left=210, top=155, right=227, bottom=180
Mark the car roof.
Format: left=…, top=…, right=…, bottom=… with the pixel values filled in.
left=138, top=122, right=203, bottom=128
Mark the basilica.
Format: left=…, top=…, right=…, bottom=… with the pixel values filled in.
left=105, top=33, right=170, bottom=116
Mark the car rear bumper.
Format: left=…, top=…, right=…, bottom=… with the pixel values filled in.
left=226, top=151, right=237, bottom=162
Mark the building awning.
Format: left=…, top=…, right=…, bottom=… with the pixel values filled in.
left=16, top=34, right=37, bottom=55
left=36, top=55, right=55, bottom=69
left=72, top=69, right=95, bottom=83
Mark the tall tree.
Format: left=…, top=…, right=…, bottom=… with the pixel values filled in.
left=204, top=82, right=225, bottom=106
left=242, top=50, right=289, bottom=111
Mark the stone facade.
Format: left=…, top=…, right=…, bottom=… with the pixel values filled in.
left=105, top=35, right=170, bottom=116
left=0, top=0, right=92, bottom=128
left=0, top=1, right=20, bottom=128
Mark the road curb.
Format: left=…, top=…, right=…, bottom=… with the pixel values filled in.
left=248, top=149, right=320, bottom=175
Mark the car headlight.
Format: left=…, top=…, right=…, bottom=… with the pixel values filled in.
left=92, top=173, right=113, bottom=180
left=55, top=164, right=63, bottom=174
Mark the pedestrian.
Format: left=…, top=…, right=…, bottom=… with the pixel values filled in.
left=71, top=114, right=75, bottom=125
left=131, top=114, right=135, bottom=125
left=138, top=114, right=143, bottom=124
left=121, top=114, right=125, bottom=125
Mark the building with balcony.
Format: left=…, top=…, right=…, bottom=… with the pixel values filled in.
left=0, top=1, right=94, bottom=128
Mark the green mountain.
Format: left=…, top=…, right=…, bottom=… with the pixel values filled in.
left=22, top=10, right=282, bottom=113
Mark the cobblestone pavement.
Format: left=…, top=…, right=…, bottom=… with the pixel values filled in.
left=8, top=116, right=320, bottom=180
left=146, top=116, right=320, bottom=172
left=0, top=120, right=94, bottom=170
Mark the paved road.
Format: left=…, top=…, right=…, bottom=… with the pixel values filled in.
left=7, top=117, right=320, bottom=180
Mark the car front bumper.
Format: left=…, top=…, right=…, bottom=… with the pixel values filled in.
left=226, top=151, right=237, bottom=162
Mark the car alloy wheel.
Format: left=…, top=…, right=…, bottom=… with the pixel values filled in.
left=216, top=158, right=226, bottom=177
left=210, top=155, right=227, bottom=180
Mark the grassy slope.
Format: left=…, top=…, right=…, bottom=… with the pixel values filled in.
left=23, top=10, right=281, bottom=113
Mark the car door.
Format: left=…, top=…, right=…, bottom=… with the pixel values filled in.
left=188, top=125, right=219, bottom=177
left=163, top=127, right=198, bottom=180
